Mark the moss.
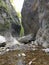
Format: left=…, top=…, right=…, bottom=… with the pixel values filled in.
left=20, top=23, right=24, bottom=37
left=19, top=17, right=24, bottom=37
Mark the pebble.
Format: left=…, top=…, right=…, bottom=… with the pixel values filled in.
left=18, top=54, right=21, bottom=57
left=29, top=61, right=32, bottom=65
left=18, top=53, right=26, bottom=57
left=21, top=53, right=26, bottom=57
left=42, top=48, right=49, bottom=53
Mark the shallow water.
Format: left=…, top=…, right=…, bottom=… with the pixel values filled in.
left=0, top=44, right=49, bottom=65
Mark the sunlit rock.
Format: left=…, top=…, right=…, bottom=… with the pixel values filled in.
left=21, top=53, right=26, bottom=57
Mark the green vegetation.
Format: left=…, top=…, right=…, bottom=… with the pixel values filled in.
left=0, top=0, right=24, bottom=36
left=16, top=12, right=24, bottom=36
left=10, top=0, right=24, bottom=36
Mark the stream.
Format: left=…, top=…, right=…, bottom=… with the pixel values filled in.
left=0, top=44, right=49, bottom=65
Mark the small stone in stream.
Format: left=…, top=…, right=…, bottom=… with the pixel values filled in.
left=21, top=53, right=26, bottom=57
left=6, top=49, right=9, bottom=52
left=29, top=61, right=32, bottom=65
left=31, top=41, right=34, bottom=44
left=18, top=54, right=21, bottom=57
left=18, top=53, right=26, bottom=57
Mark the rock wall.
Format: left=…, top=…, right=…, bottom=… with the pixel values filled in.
left=21, top=0, right=40, bottom=40
left=34, top=0, right=49, bottom=48
left=0, top=0, right=21, bottom=37
left=21, top=0, right=49, bottom=48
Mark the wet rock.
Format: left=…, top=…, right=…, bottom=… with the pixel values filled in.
left=21, top=0, right=39, bottom=40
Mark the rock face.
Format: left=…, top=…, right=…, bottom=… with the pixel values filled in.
left=34, top=0, right=49, bottom=48
left=35, top=28, right=49, bottom=48
left=21, top=0, right=39, bottom=40
left=0, top=35, right=6, bottom=47
left=0, top=0, right=21, bottom=37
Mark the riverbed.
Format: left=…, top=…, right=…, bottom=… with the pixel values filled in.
left=0, top=44, right=49, bottom=65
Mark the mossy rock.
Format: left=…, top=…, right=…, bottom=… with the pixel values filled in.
left=0, top=0, right=22, bottom=36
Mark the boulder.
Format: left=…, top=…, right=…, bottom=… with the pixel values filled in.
left=17, top=34, right=33, bottom=44
left=5, top=35, right=22, bottom=48
left=35, top=28, right=49, bottom=48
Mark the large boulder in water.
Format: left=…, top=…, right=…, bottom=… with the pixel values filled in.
left=21, top=0, right=39, bottom=40
left=0, top=0, right=21, bottom=36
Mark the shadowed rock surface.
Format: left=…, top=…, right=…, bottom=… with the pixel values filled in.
left=21, top=0, right=39, bottom=40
